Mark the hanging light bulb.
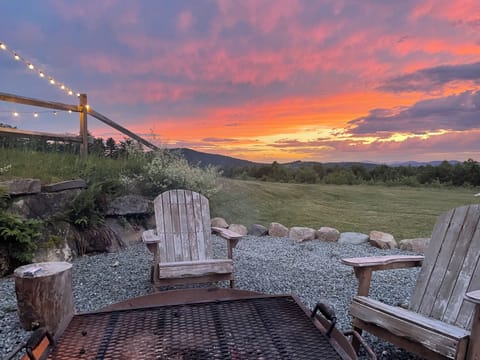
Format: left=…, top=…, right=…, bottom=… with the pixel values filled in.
left=14, top=53, right=20, bottom=60
left=28, top=63, right=34, bottom=70
left=39, top=71, right=45, bottom=78
left=53, top=111, right=58, bottom=116
left=33, top=112, right=38, bottom=117
left=60, top=85, right=65, bottom=90
left=49, top=78, right=55, bottom=85
left=68, top=110, right=72, bottom=113
left=68, top=90, right=73, bottom=95
left=13, top=112, right=19, bottom=117
left=0, top=43, right=6, bottom=50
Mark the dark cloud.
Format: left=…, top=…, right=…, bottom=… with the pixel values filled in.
left=348, top=90, right=480, bottom=135
left=202, top=137, right=237, bottom=143
left=378, top=62, right=480, bottom=93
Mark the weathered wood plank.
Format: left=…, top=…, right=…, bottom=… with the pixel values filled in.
left=431, top=205, right=480, bottom=323
left=442, top=207, right=480, bottom=326
left=342, top=255, right=424, bottom=267
left=415, top=206, right=469, bottom=316
left=351, top=297, right=469, bottom=359
left=410, top=208, right=455, bottom=312
left=159, top=259, right=233, bottom=278
left=212, top=227, right=243, bottom=240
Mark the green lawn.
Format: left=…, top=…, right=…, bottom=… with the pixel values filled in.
left=210, top=178, right=480, bottom=240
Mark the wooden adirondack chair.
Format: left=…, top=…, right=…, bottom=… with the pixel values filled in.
left=342, top=204, right=480, bottom=360
left=142, top=189, right=242, bottom=289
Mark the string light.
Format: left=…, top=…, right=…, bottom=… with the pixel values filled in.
left=0, top=40, right=81, bottom=97
left=0, top=109, right=74, bottom=118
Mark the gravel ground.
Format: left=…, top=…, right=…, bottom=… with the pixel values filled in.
left=0, top=235, right=422, bottom=359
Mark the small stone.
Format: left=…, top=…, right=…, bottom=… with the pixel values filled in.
left=338, top=232, right=369, bottom=245
left=369, top=230, right=397, bottom=249
left=316, top=227, right=340, bottom=242
left=268, top=222, right=289, bottom=237
left=289, top=227, right=316, bottom=242
left=211, top=217, right=228, bottom=228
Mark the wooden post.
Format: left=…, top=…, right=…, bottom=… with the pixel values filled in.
left=79, top=93, right=88, bottom=156
left=14, top=262, right=74, bottom=336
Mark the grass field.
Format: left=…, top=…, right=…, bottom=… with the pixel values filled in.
left=210, top=178, right=480, bottom=240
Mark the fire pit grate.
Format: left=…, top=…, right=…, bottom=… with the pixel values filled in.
left=47, top=295, right=344, bottom=359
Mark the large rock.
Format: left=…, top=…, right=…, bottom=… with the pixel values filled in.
left=369, top=230, right=397, bottom=249
left=289, top=227, right=316, bottom=242
left=211, top=217, right=229, bottom=228
left=105, top=217, right=151, bottom=246
left=228, top=223, right=248, bottom=236
left=338, top=232, right=369, bottom=245
left=248, top=224, right=268, bottom=236
left=268, top=222, right=289, bottom=237
left=0, top=178, right=41, bottom=195
left=9, top=189, right=83, bottom=219
left=106, top=195, right=151, bottom=216
left=316, top=227, right=340, bottom=242
left=399, top=238, right=430, bottom=253
left=42, top=179, right=87, bottom=192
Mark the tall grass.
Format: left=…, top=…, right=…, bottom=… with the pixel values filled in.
left=0, top=148, right=138, bottom=184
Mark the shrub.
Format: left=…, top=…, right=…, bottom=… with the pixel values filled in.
left=61, top=180, right=121, bottom=229
left=0, top=212, right=43, bottom=271
left=121, top=150, right=221, bottom=197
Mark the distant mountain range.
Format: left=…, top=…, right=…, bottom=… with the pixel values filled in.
left=171, top=148, right=460, bottom=169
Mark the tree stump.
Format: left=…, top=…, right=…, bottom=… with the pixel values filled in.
left=14, top=262, right=74, bottom=335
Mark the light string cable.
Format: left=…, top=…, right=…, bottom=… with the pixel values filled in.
left=0, top=41, right=80, bottom=97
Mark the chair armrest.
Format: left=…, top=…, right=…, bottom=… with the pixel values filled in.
left=142, top=229, right=161, bottom=243
left=465, top=290, right=480, bottom=359
left=465, top=290, right=480, bottom=305
left=342, top=255, right=424, bottom=270
left=342, top=255, right=424, bottom=297
left=211, top=227, right=242, bottom=259
left=211, top=227, right=243, bottom=240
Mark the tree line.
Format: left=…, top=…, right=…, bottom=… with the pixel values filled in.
left=0, top=123, right=139, bottom=159
left=223, top=159, right=480, bottom=187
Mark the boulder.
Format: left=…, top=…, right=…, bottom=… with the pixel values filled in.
left=106, top=195, right=151, bottom=216
left=289, top=227, right=316, bottom=242
left=105, top=217, right=148, bottom=246
left=9, top=189, right=82, bottom=219
left=33, top=241, right=73, bottom=263
left=369, top=230, right=397, bottom=249
left=316, top=227, right=340, bottom=242
left=211, top=217, right=229, bottom=228
left=42, top=179, right=87, bottom=192
left=0, top=178, right=41, bottom=195
left=248, top=224, right=268, bottom=236
left=268, top=222, right=289, bottom=237
left=228, top=223, right=248, bottom=236
left=338, top=232, right=369, bottom=245
left=399, top=238, right=430, bottom=253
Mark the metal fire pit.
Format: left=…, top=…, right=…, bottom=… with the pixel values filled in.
left=20, top=289, right=360, bottom=360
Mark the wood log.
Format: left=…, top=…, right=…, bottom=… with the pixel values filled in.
left=14, top=262, right=74, bottom=336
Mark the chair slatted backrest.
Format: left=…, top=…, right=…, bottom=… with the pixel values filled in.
left=153, top=189, right=212, bottom=263
left=410, top=204, right=480, bottom=329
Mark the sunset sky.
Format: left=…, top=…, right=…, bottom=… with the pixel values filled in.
left=1, top=0, right=480, bottom=163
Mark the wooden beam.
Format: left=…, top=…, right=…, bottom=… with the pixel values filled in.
left=0, top=92, right=79, bottom=112
left=0, top=127, right=85, bottom=143
left=79, top=94, right=88, bottom=156
left=88, top=109, right=159, bottom=150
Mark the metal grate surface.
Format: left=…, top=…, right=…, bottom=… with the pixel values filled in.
left=48, top=296, right=343, bottom=359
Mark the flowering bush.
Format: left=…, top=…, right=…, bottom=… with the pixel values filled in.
left=120, top=150, right=221, bottom=197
